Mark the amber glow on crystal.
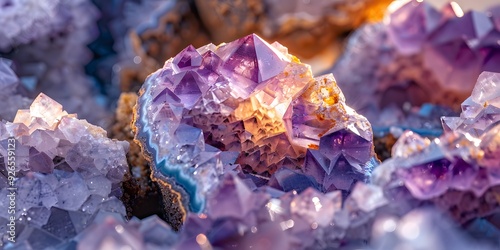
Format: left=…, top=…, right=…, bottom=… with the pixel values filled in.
left=134, top=34, right=375, bottom=212
left=14, top=93, right=71, bottom=130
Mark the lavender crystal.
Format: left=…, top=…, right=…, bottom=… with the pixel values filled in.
left=134, top=34, right=376, bottom=213
left=0, top=94, right=129, bottom=248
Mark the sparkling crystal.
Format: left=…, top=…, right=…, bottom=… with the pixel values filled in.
left=134, top=34, right=374, bottom=213
left=0, top=94, right=129, bottom=247
left=373, top=70, right=500, bottom=212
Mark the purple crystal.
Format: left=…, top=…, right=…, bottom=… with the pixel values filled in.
left=442, top=72, right=500, bottom=137
left=330, top=1, right=500, bottom=134
left=387, top=0, right=443, bottom=54
left=176, top=172, right=389, bottom=249
left=173, top=45, right=203, bottom=70
left=77, top=216, right=145, bottom=250
left=399, top=159, right=452, bottom=199
left=373, top=70, right=500, bottom=207
left=135, top=34, right=375, bottom=213
left=0, top=94, right=129, bottom=247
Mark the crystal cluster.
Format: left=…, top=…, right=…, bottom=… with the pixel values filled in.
left=373, top=71, right=500, bottom=221
left=65, top=170, right=495, bottom=249
left=330, top=0, right=500, bottom=132
left=3, top=1, right=500, bottom=249
left=134, top=34, right=376, bottom=212
left=176, top=173, right=387, bottom=249
left=0, top=94, right=129, bottom=248
left=1, top=0, right=109, bottom=127
left=61, top=172, right=388, bottom=250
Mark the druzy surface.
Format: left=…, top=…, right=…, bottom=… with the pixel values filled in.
left=0, top=94, right=129, bottom=248
left=134, top=34, right=376, bottom=213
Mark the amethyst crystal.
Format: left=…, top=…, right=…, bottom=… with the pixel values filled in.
left=330, top=0, right=500, bottom=133
left=373, top=71, right=500, bottom=213
left=134, top=34, right=376, bottom=213
left=0, top=94, right=129, bottom=248
left=175, top=172, right=387, bottom=250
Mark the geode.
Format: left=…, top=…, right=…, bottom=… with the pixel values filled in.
left=134, top=34, right=377, bottom=213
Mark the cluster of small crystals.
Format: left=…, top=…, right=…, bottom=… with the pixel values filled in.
left=0, top=94, right=129, bottom=248
left=176, top=173, right=388, bottom=249
left=330, top=0, right=500, bottom=128
left=67, top=172, right=494, bottom=249
left=373, top=72, right=500, bottom=214
left=0, top=58, right=31, bottom=121
left=134, top=34, right=376, bottom=212
left=0, top=0, right=110, bottom=127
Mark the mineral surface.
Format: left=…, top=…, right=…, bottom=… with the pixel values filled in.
left=0, top=94, right=129, bottom=248
left=134, top=34, right=377, bottom=213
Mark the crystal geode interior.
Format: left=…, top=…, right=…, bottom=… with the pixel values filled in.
left=134, top=34, right=376, bottom=212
